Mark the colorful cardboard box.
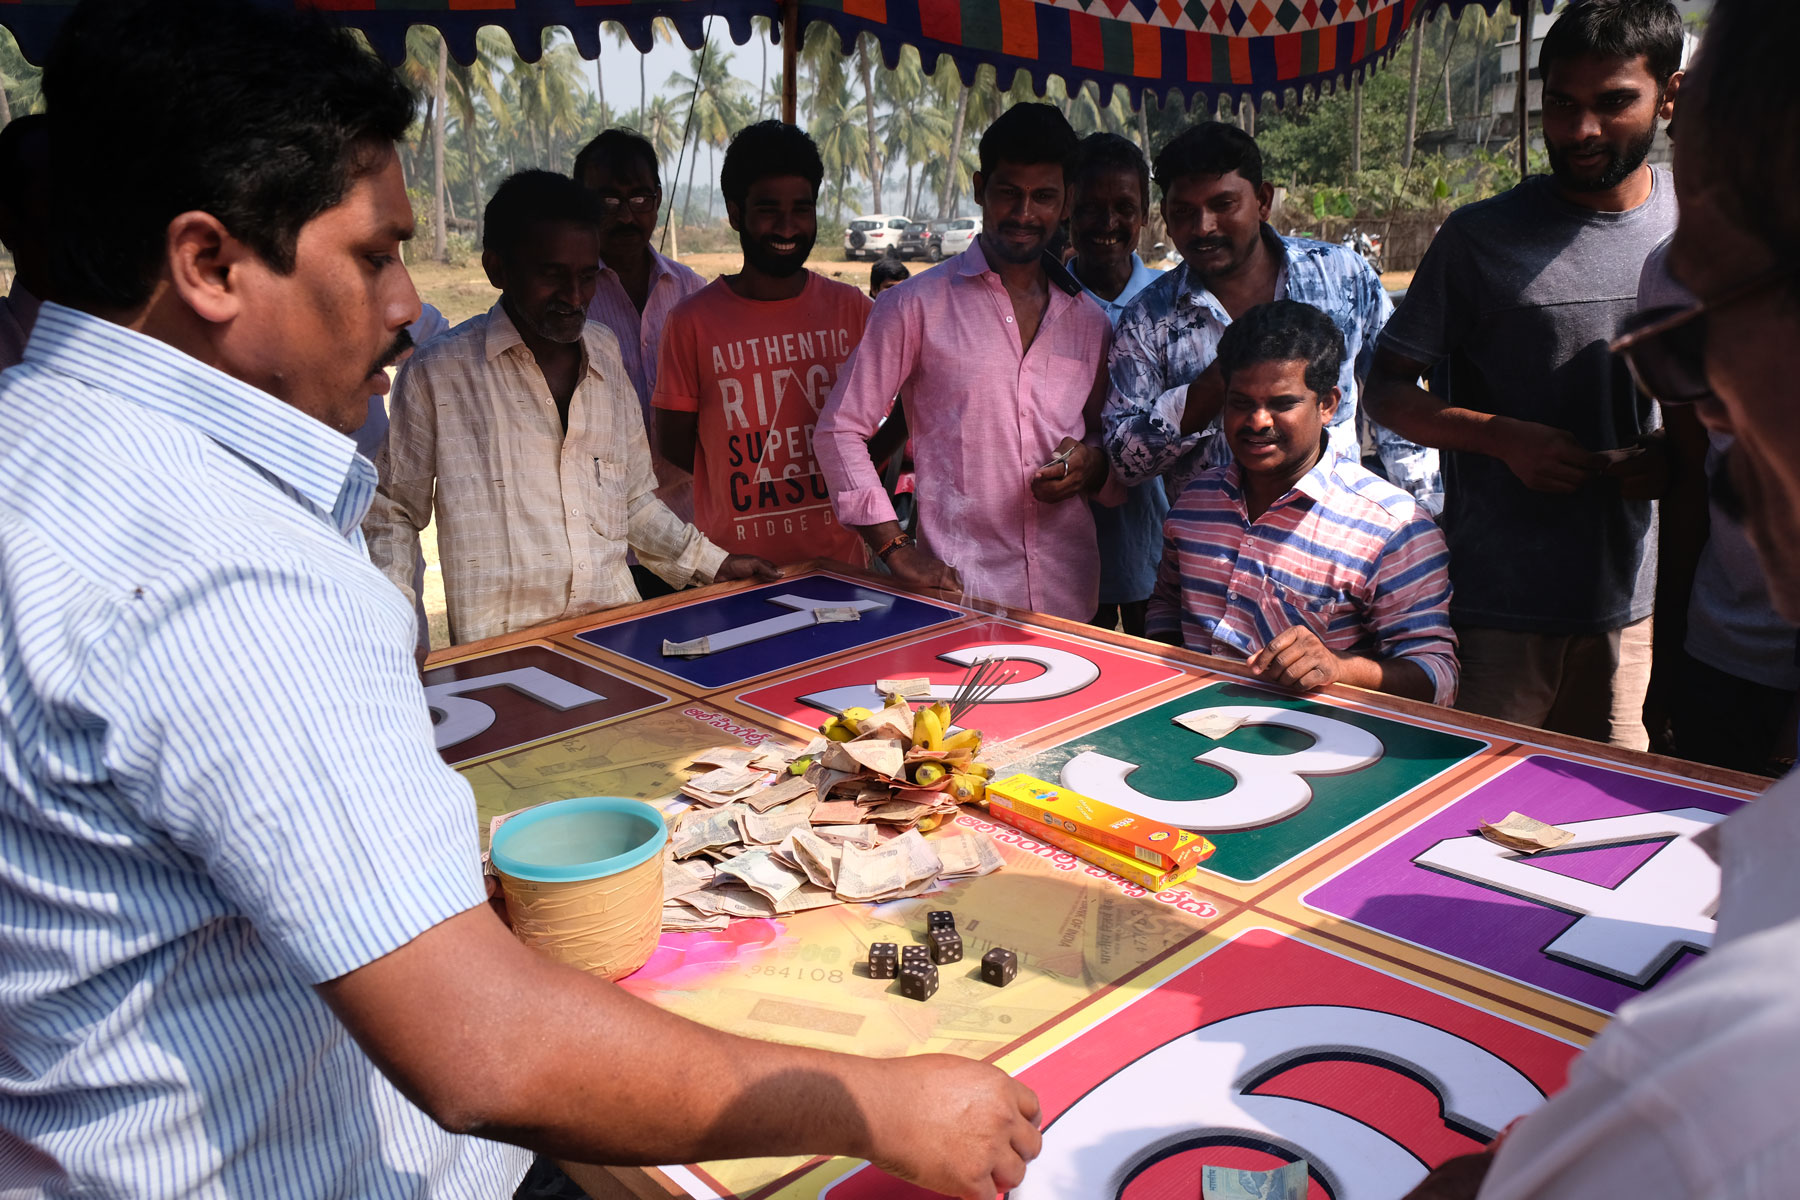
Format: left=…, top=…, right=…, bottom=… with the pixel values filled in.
left=987, top=773, right=1215, bottom=872
left=986, top=808, right=1205, bottom=890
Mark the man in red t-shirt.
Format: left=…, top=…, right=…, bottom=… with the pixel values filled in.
left=654, top=121, right=873, bottom=567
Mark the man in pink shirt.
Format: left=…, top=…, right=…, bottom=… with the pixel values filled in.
left=815, top=104, right=1117, bottom=620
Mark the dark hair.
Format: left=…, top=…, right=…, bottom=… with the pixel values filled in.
left=977, top=103, right=1079, bottom=178
left=1072, top=132, right=1150, bottom=210
left=42, top=0, right=415, bottom=312
left=1215, top=300, right=1344, bottom=400
left=0, top=113, right=48, bottom=213
left=483, top=170, right=599, bottom=261
left=1540, top=0, right=1685, bottom=89
left=1685, top=0, right=1800, bottom=258
left=1152, top=121, right=1263, bottom=193
left=870, top=257, right=911, bottom=290
left=720, top=120, right=824, bottom=209
left=573, top=128, right=661, bottom=189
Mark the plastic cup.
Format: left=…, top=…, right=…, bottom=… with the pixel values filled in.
left=489, top=796, right=668, bottom=981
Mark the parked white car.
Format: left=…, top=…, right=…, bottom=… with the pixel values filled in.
left=935, top=216, right=981, bottom=258
left=844, top=214, right=912, bottom=261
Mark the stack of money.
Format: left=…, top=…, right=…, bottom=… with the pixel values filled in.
left=1478, top=811, right=1575, bottom=853
left=659, top=688, right=1007, bottom=930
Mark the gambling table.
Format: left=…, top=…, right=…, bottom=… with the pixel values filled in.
left=424, top=563, right=1759, bottom=1200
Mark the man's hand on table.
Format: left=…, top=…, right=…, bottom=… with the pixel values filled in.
left=861, top=1054, right=1042, bottom=1199
left=1247, top=626, right=1344, bottom=692
left=1029, top=437, right=1108, bottom=504
left=714, top=554, right=781, bottom=583
left=885, top=542, right=965, bottom=598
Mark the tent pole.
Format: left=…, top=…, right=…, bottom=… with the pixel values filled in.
left=1517, top=3, right=1533, bottom=178
left=781, top=0, right=799, bottom=124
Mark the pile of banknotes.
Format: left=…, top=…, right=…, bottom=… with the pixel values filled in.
left=661, top=736, right=1003, bottom=931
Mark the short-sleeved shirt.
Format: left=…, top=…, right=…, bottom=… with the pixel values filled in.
left=1379, top=170, right=1676, bottom=636
left=653, top=272, right=871, bottom=566
left=0, top=304, right=528, bottom=1196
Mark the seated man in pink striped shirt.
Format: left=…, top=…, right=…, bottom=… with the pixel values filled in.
left=1147, top=300, right=1458, bottom=704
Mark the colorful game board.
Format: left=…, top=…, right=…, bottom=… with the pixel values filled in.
left=426, top=567, right=1763, bottom=1200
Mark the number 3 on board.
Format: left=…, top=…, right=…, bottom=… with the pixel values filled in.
left=1061, top=706, right=1384, bottom=831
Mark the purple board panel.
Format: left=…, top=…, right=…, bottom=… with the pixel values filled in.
left=575, top=575, right=963, bottom=690
left=1305, top=755, right=1750, bottom=1013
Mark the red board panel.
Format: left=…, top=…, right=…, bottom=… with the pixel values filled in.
left=738, top=620, right=1187, bottom=745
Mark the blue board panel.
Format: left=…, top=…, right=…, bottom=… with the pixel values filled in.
left=575, top=575, right=964, bottom=689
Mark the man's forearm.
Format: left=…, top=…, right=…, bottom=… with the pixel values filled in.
left=1177, top=363, right=1225, bottom=437
left=1366, top=375, right=1520, bottom=458
left=470, top=950, right=883, bottom=1164
left=1334, top=652, right=1436, bottom=703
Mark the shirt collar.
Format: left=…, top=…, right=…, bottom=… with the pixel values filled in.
left=481, top=299, right=612, bottom=382
left=955, top=241, right=1083, bottom=297
left=1176, top=224, right=1295, bottom=313
left=1078, top=253, right=1160, bottom=315
left=597, top=245, right=679, bottom=285
left=24, top=302, right=369, bottom=531
left=1220, top=437, right=1342, bottom=510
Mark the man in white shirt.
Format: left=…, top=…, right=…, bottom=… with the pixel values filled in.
left=365, top=171, right=774, bottom=647
left=1406, top=3, right=1800, bottom=1196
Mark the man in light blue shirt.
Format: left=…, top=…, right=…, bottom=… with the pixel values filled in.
left=1101, top=122, right=1441, bottom=513
left=0, top=2, right=1040, bottom=1197
left=1068, top=133, right=1167, bottom=638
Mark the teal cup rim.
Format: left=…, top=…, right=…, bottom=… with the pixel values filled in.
left=489, top=795, right=668, bottom=884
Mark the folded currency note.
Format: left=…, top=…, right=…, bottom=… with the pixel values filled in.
left=1201, top=1161, right=1307, bottom=1200
left=662, top=636, right=712, bottom=658
left=1479, top=811, right=1575, bottom=853
left=811, top=606, right=863, bottom=623
left=1174, top=709, right=1247, bottom=740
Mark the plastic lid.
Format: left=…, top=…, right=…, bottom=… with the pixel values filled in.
left=489, top=795, right=668, bottom=883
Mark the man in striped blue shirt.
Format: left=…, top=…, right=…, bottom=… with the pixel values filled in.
left=0, top=2, right=1040, bottom=1197
left=1147, top=301, right=1458, bottom=705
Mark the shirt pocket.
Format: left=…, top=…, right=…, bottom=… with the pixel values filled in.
left=589, top=457, right=631, bottom=539
left=1268, top=578, right=1358, bottom=642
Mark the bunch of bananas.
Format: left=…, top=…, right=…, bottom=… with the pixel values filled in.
left=812, top=693, right=995, bottom=805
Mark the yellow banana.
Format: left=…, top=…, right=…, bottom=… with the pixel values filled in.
left=913, top=762, right=948, bottom=787
left=840, top=706, right=874, bottom=734
left=941, top=728, right=982, bottom=753
left=949, top=772, right=987, bottom=803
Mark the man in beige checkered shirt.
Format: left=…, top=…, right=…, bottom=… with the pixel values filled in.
left=365, top=171, right=776, bottom=648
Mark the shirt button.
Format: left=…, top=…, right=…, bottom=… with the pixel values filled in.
left=570, top=508, right=581, bottom=516
left=1227, top=590, right=1238, bottom=601
left=1005, top=316, right=1014, bottom=323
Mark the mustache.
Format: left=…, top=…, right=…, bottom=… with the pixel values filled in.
left=369, top=327, right=414, bottom=377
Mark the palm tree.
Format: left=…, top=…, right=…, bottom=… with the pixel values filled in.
left=856, top=34, right=883, bottom=210
left=667, top=39, right=749, bottom=224
left=446, top=28, right=512, bottom=244
left=934, top=62, right=1001, bottom=218
left=808, top=69, right=869, bottom=223
left=877, top=46, right=948, bottom=217
left=1402, top=18, right=1425, bottom=169
left=612, top=18, right=675, bottom=121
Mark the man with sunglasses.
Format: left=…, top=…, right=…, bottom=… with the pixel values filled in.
left=574, top=128, right=707, bottom=595
left=1366, top=0, right=1683, bottom=752
left=1400, top=9, right=1800, bottom=1197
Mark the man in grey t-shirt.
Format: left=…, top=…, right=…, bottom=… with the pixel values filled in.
left=1366, top=0, right=1684, bottom=751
